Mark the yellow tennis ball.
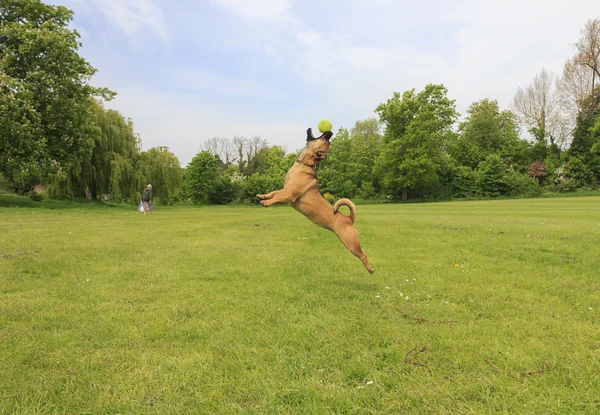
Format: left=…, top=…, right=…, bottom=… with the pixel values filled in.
left=318, top=120, right=332, bottom=133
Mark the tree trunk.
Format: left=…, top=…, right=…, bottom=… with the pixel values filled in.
left=402, top=189, right=408, bottom=200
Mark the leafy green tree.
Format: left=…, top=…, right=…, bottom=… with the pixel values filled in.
left=319, top=120, right=383, bottom=198
left=245, top=174, right=279, bottom=202
left=318, top=128, right=356, bottom=196
left=242, top=146, right=296, bottom=201
left=591, top=111, right=600, bottom=155
left=374, top=84, right=458, bottom=200
left=569, top=98, right=600, bottom=181
left=137, top=147, right=183, bottom=204
left=46, top=100, right=141, bottom=202
left=452, top=166, right=478, bottom=198
left=0, top=0, right=113, bottom=187
left=207, top=177, right=236, bottom=204
left=262, top=146, right=294, bottom=179
left=182, top=151, right=222, bottom=204
left=565, top=156, right=595, bottom=186
left=453, top=99, right=529, bottom=170
left=347, top=119, right=383, bottom=195
left=476, top=154, right=509, bottom=197
left=475, top=154, right=540, bottom=197
left=569, top=110, right=597, bottom=159
left=89, top=102, right=140, bottom=201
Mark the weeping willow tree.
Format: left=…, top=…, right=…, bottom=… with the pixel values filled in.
left=136, top=147, right=183, bottom=204
left=48, top=100, right=142, bottom=201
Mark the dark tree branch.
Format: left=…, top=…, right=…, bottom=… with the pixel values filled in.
left=521, top=363, right=548, bottom=378
left=404, top=343, right=432, bottom=369
left=397, top=309, right=456, bottom=324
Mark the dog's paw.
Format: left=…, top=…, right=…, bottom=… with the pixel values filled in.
left=259, top=200, right=268, bottom=207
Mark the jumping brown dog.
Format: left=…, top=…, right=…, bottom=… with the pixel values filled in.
left=257, top=128, right=374, bottom=273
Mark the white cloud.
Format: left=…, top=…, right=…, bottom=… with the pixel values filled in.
left=263, top=0, right=599, bottom=117
left=264, top=44, right=286, bottom=65
left=210, top=0, right=293, bottom=21
left=171, top=67, right=283, bottom=98
left=91, top=0, right=168, bottom=42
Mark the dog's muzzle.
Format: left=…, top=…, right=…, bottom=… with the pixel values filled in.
left=315, top=150, right=327, bottom=160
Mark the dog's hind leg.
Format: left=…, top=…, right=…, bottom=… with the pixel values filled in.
left=334, top=223, right=374, bottom=273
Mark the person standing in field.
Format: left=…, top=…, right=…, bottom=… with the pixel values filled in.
left=141, top=184, right=154, bottom=216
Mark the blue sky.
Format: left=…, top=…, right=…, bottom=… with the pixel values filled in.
left=58, top=0, right=600, bottom=165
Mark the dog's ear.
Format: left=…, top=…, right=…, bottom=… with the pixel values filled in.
left=307, top=128, right=334, bottom=142
left=321, top=131, right=333, bottom=142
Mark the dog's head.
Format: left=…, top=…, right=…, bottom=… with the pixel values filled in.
left=305, top=128, right=333, bottom=162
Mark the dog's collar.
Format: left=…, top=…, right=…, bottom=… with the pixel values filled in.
left=296, top=159, right=318, bottom=170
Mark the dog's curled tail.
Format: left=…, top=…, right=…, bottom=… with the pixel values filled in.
left=333, top=198, right=357, bottom=223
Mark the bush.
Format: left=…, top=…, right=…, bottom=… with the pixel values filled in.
left=28, top=191, right=43, bottom=202
left=342, top=180, right=359, bottom=198
left=476, top=155, right=507, bottom=197
left=565, top=157, right=594, bottom=187
left=501, top=168, right=542, bottom=197
left=359, top=182, right=376, bottom=199
left=470, top=155, right=541, bottom=198
left=528, top=161, right=548, bottom=185
left=553, top=180, right=577, bottom=193
left=244, top=174, right=283, bottom=203
left=207, top=178, right=236, bottom=205
left=452, top=166, right=478, bottom=198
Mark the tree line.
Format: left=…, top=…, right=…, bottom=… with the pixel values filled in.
left=190, top=18, right=600, bottom=203
left=2, top=0, right=600, bottom=204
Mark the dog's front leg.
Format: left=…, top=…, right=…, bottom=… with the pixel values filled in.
left=258, top=190, right=295, bottom=207
left=256, top=190, right=279, bottom=200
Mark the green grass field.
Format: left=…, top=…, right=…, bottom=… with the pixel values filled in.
left=1, top=197, right=599, bottom=414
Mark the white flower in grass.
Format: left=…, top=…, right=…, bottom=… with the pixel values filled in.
left=590, top=307, right=594, bottom=311
left=385, top=286, right=390, bottom=290
left=366, top=380, right=374, bottom=386
left=398, top=292, right=403, bottom=296
left=405, top=296, right=409, bottom=301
